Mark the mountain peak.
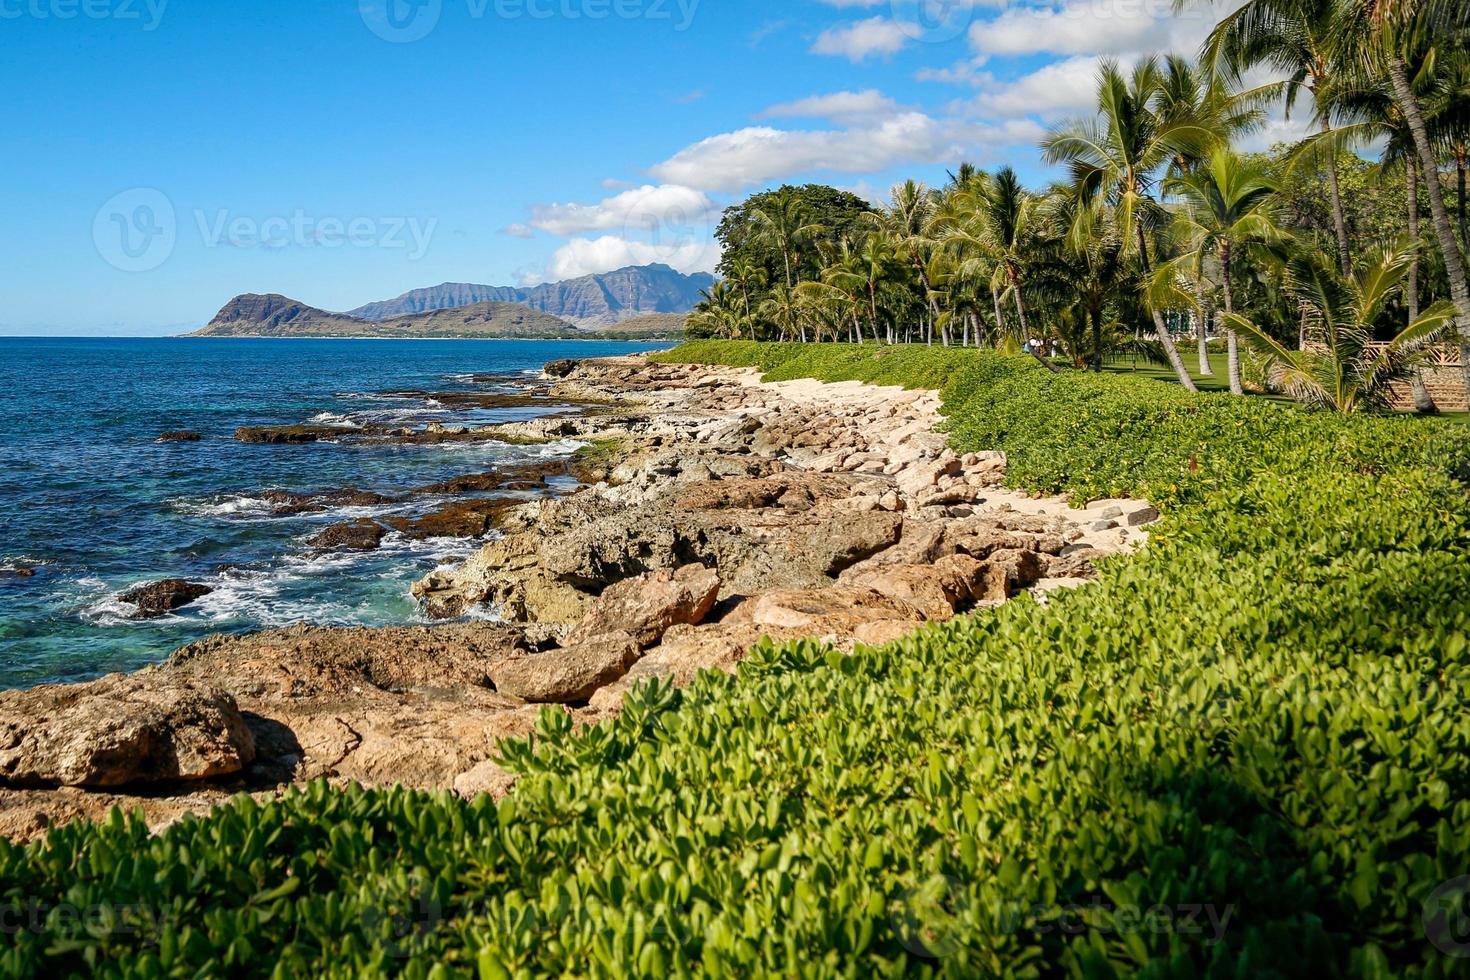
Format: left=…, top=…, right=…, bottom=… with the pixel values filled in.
left=347, top=264, right=714, bottom=327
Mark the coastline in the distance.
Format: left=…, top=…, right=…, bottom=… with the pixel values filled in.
left=187, top=263, right=710, bottom=341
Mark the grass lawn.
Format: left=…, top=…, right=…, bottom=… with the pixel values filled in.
left=1099, top=349, right=1239, bottom=393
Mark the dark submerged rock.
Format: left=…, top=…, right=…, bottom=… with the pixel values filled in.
left=119, top=579, right=214, bottom=619
left=308, top=520, right=388, bottom=552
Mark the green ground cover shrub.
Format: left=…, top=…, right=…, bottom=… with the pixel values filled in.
left=4, top=342, right=1468, bottom=978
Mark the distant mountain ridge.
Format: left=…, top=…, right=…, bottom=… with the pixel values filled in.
left=188, top=293, right=587, bottom=339
left=347, top=264, right=714, bottom=328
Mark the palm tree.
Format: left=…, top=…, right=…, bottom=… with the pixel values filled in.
left=1332, top=60, right=1440, bottom=409
left=1425, top=48, right=1470, bottom=258
left=806, top=239, right=872, bottom=344
left=1154, top=54, right=1275, bottom=374
left=1044, top=57, right=1216, bottom=391
left=940, top=168, right=1060, bottom=370
left=868, top=181, right=944, bottom=340
left=1037, top=190, right=1132, bottom=371
left=1196, top=0, right=1357, bottom=276
left=1166, top=150, right=1293, bottom=394
left=749, top=190, right=825, bottom=340
left=724, top=255, right=766, bottom=329
left=1223, top=241, right=1456, bottom=411
left=854, top=232, right=897, bottom=343
left=757, top=282, right=802, bottom=343
left=1348, top=0, right=1470, bottom=402
left=689, top=281, right=747, bottom=340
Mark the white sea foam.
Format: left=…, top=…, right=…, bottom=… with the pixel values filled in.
left=174, top=495, right=278, bottom=519
left=307, top=411, right=360, bottom=427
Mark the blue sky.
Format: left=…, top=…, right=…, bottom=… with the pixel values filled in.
left=1, top=0, right=1275, bottom=334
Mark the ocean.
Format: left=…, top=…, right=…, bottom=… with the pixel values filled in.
left=0, top=337, right=673, bottom=689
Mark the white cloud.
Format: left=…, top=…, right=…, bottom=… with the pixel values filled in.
left=968, top=0, right=1229, bottom=58
left=522, top=235, right=722, bottom=286
left=811, top=17, right=913, bottom=62
left=527, top=184, right=718, bottom=237
left=917, top=56, right=991, bottom=86
left=502, top=223, right=534, bottom=239
left=963, top=55, right=1106, bottom=120
left=757, top=90, right=904, bottom=125
left=650, top=113, right=1044, bottom=193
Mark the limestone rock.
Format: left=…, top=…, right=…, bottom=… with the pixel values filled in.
left=571, top=564, right=720, bottom=648
left=728, top=587, right=927, bottom=635
left=489, top=632, right=641, bottom=703
left=844, top=554, right=987, bottom=621
left=452, top=760, right=519, bottom=800
left=0, top=675, right=256, bottom=788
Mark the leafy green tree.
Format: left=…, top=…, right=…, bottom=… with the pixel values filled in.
left=714, top=185, right=872, bottom=311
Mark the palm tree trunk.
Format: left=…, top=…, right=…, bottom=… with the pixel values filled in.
left=992, top=288, right=1007, bottom=341
left=1195, top=275, right=1213, bottom=376
left=1090, top=306, right=1103, bottom=372
left=1136, top=225, right=1200, bottom=392
left=1320, top=113, right=1353, bottom=278
left=1409, top=159, right=1421, bottom=321
left=1221, top=242, right=1243, bottom=396
left=1407, top=158, right=1437, bottom=413
left=1388, top=53, right=1470, bottom=405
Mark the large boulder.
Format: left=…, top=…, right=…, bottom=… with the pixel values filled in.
left=978, top=549, right=1048, bottom=601
left=118, top=579, right=213, bottom=619
left=895, top=454, right=962, bottom=498
left=489, top=632, right=641, bottom=703
left=843, top=554, right=988, bottom=621
left=0, top=675, right=255, bottom=788
left=571, top=565, right=720, bottom=648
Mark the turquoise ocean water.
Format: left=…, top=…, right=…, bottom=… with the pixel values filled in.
left=0, top=337, right=672, bottom=689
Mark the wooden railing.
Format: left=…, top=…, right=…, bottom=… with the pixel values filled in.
left=1304, top=342, right=1463, bottom=368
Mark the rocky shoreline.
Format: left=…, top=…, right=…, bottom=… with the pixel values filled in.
left=0, top=354, right=1156, bottom=840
